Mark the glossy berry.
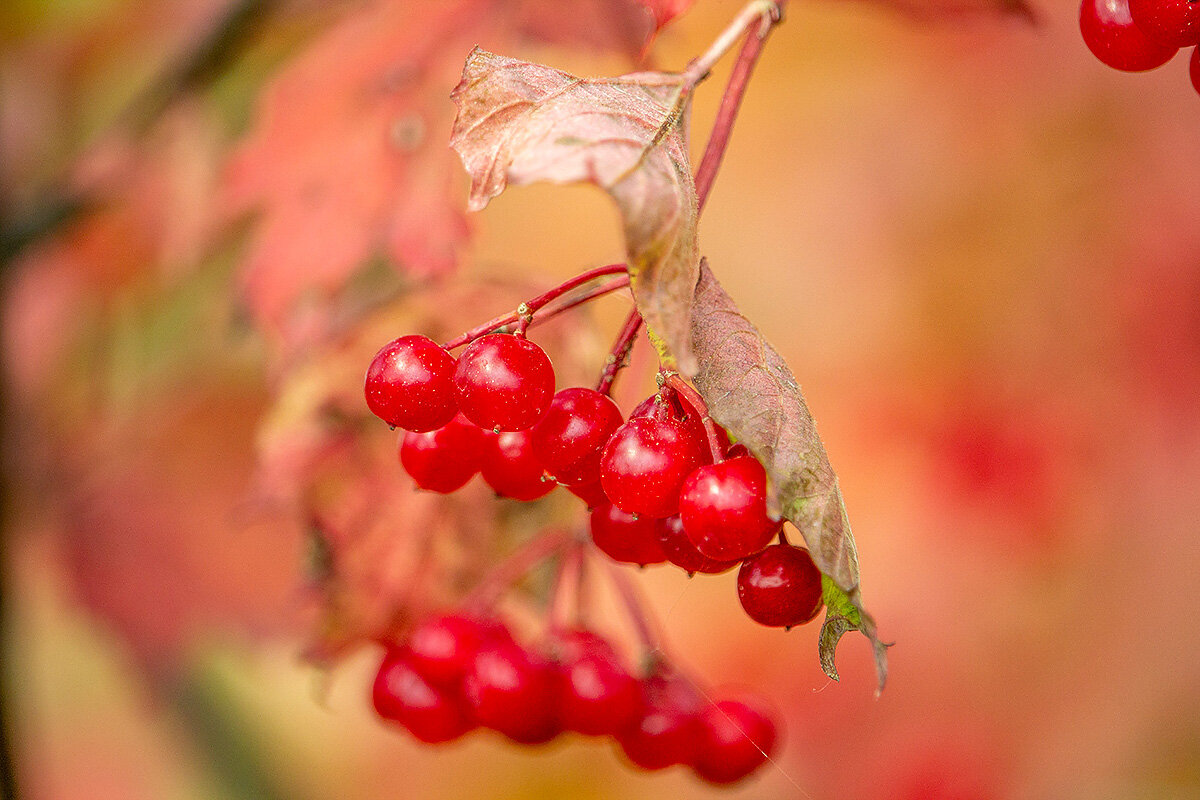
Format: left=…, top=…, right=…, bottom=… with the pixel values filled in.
left=567, top=479, right=610, bottom=509
left=462, top=639, right=561, bottom=744
left=631, top=393, right=729, bottom=457
left=480, top=430, right=554, bottom=501
left=1192, top=45, right=1200, bottom=92
left=373, top=648, right=475, bottom=743
left=679, top=456, right=779, bottom=562
left=599, top=416, right=708, bottom=518
left=590, top=503, right=668, bottom=566
left=617, top=674, right=703, bottom=770
left=531, top=388, right=623, bottom=485
left=1080, top=0, right=1178, bottom=71
left=453, top=334, right=555, bottom=431
left=398, top=414, right=486, bottom=493
left=691, top=696, right=779, bottom=784
left=407, top=614, right=510, bottom=688
left=365, top=335, right=458, bottom=431
left=656, top=515, right=739, bottom=575
left=556, top=639, right=643, bottom=736
left=1129, top=0, right=1200, bottom=47
left=737, top=544, right=824, bottom=628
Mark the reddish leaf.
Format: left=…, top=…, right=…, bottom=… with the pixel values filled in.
left=449, top=48, right=699, bottom=372
left=689, top=260, right=887, bottom=690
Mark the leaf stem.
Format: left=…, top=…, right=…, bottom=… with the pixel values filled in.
left=694, top=1, right=786, bottom=211
left=663, top=373, right=726, bottom=461
left=463, top=528, right=573, bottom=613
left=596, top=308, right=644, bottom=395
left=441, top=264, right=628, bottom=349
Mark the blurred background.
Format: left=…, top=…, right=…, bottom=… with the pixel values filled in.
left=3, top=0, right=1200, bottom=798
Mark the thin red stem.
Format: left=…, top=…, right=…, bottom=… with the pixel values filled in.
left=663, top=373, right=725, bottom=461
left=694, top=1, right=786, bottom=212
left=605, top=561, right=661, bottom=656
left=546, top=540, right=585, bottom=633
left=596, top=307, right=644, bottom=395
left=463, top=528, right=572, bottom=613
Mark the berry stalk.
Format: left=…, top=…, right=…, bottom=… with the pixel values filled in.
left=663, top=373, right=726, bottom=462
left=463, top=528, right=573, bottom=613
left=596, top=308, right=644, bottom=396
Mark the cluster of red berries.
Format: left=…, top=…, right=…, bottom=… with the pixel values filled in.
left=372, top=612, right=779, bottom=783
left=1080, top=0, right=1200, bottom=92
left=364, top=330, right=826, bottom=631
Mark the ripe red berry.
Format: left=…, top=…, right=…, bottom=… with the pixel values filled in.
left=407, top=614, right=510, bottom=688
left=556, top=639, right=643, bottom=736
left=453, top=334, right=555, bottom=431
left=1080, top=0, right=1178, bottom=71
left=398, top=413, right=486, bottom=493
left=678, top=456, right=779, bottom=562
left=567, top=479, right=610, bottom=509
left=480, top=430, right=554, bottom=501
left=373, top=648, right=475, bottom=744
left=531, top=388, right=623, bottom=485
left=365, top=335, right=458, bottom=431
left=631, top=393, right=729, bottom=457
left=590, top=503, right=668, bottom=566
left=655, top=515, right=739, bottom=575
left=1128, top=0, right=1200, bottom=47
left=462, top=639, right=561, bottom=744
left=736, top=544, right=824, bottom=629
left=617, top=674, right=703, bottom=770
left=691, top=696, right=779, bottom=784
left=599, top=416, right=708, bottom=518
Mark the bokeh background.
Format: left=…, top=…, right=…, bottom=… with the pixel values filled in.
left=3, top=0, right=1200, bottom=798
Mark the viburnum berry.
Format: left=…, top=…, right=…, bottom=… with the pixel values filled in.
left=737, top=544, right=824, bottom=629
left=398, top=413, right=486, bottom=493
left=1128, top=0, right=1200, bottom=47
left=678, top=455, right=779, bottom=562
left=690, top=695, right=779, bottom=784
left=617, top=673, right=703, bottom=770
left=567, top=479, right=610, bottom=509
left=364, top=335, right=458, bottom=432
left=599, top=416, right=708, bottom=518
left=480, top=430, right=555, bottom=501
left=407, top=614, right=510, bottom=688
left=453, top=333, right=556, bottom=431
left=531, top=387, right=623, bottom=485
left=655, top=515, right=739, bottom=575
left=631, top=393, right=729, bottom=457
left=590, top=503, right=668, bottom=566
left=555, top=635, right=643, bottom=736
left=1080, top=0, right=1179, bottom=71
left=372, top=647, right=475, bottom=744
left=462, top=638, right=561, bottom=744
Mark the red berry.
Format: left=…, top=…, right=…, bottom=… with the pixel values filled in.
left=631, top=393, right=729, bottom=457
left=408, top=614, right=510, bottom=687
left=656, top=515, right=739, bottom=575
left=1192, top=45, right=1200, bottom=92
left=480, top=430, right=554, bottom=501
left=599, top=416, right=708, bottom=518
left=1080, top=0, right=1178, bottom=71
left=462, top=639, right=561, bottom=744
left=617, top=674, right=703, bottom=770
left=453, top=334, right=555, bottom=431
left=398, top=413, right=486, bottom=493
left=365, top=335, right=458, bottom=431
left=678, top=456, right=779, bottom=562
left=1129, top=0, right=1200, bottom=47
left=691, top=696, right=779, bottom=784
left=373, top=648, right=475, bottom=743
left=556, top=640, right=643, bottom=736
left=590, top=503, right=668, bottom=566
left=531, top=388, right=623, bottom=485
left=567, top=479, right=610, bottom=509
left=737, top=544, right=824, bottom=629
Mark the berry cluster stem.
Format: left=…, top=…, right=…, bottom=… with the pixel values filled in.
left=463, top=528, right=573, bottom=613
left=605, top=561, right=662, bottom=657
left=596, top=307, right=644, bottom=396
left=663, top=373, right=726, bottom=462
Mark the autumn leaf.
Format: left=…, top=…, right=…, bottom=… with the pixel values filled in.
left=449, top=47, right=700, bottom=373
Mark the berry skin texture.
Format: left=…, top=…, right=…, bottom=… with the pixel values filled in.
left=398, top=414, right=486, bottom=493
left=678, top=456, right=779, bottom=562
left=365, top=335, right=458, bottom=432
left=373, top=648, right=475, bottom=744
left=599, top=416, right=709, bottom=519
left=656, top=515, right=739, bottom=575
left=462, top=639, right=561, bottom=745
left=1080, top=0, right=1178, bottom=71
left=480, top=430, right=555, bottom=501
left=453, top=334, right=555, bottom=431
left=1128, top=0, right=1200, bottom=47
left=531, top=388, right=623, bottom=485
left=556, top=639, right=643, bottom=736
left=617, top=674, right=703, bottom=771
left=691, top=697, right=779, bottom=784
left=737, top=545, right=824, bottom=629
left=590, top=503, right=668, bottom=566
